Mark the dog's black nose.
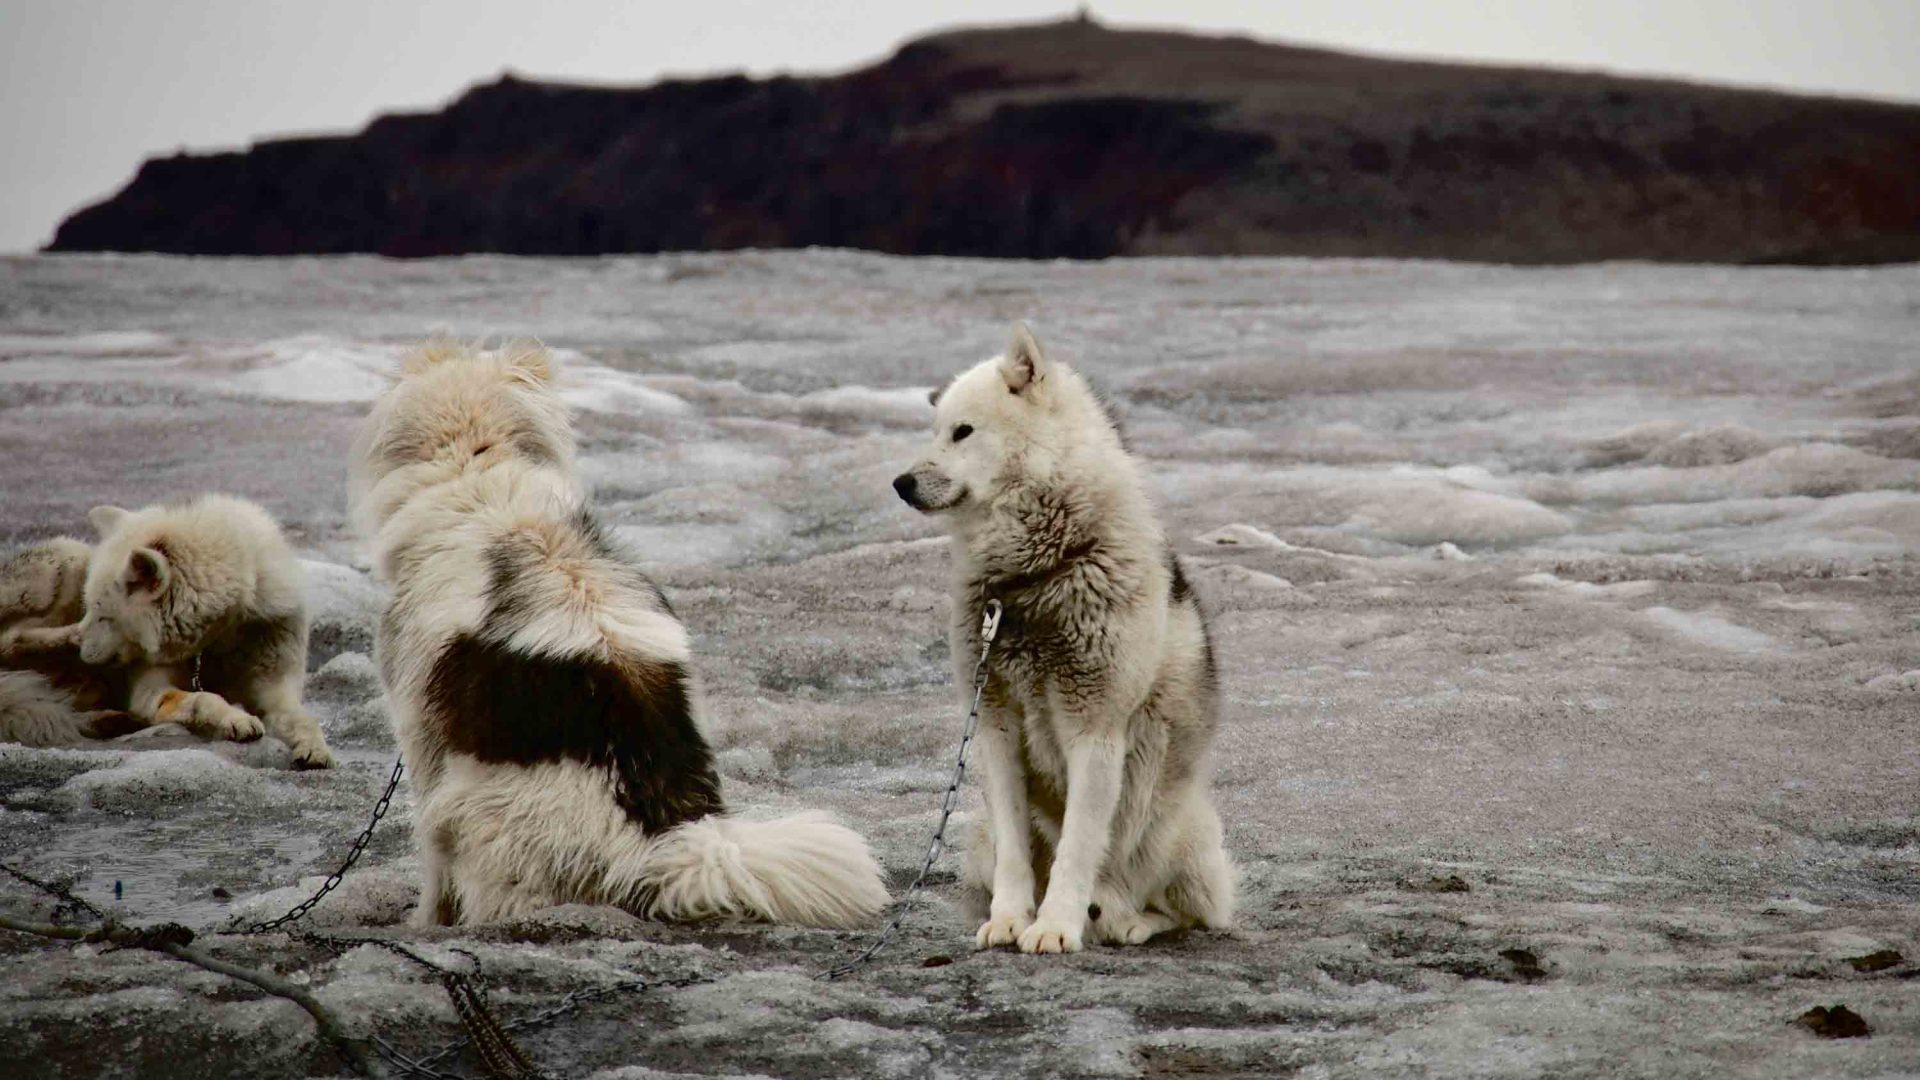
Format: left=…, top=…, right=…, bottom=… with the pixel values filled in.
left=892, top=473, right=918, bottom=502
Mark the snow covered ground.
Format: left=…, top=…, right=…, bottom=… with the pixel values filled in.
left=1, top=251, right=1917, bottom=1079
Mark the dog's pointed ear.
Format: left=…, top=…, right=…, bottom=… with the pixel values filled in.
left=502, top=341, right=553, bottom=386
left=401, top=339, right=464, bottom=376
left=89, top=506, right=130, bottom=538
left=999, top=321, right=1047, bottom=394
left=123, top=547, right=170, bottom=598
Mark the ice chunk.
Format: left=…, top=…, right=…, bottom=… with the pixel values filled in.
left=1587, top=421, right=1778, bottom=467
left=227, top=864, right=418, bottom=929
left=1642, top=607, right=1783, bottom=655
left=52, top=748, right=264, bottom=811
left=1573, top=443, right=1920, bottom=505
left=222, top=336, right=402, bottom=403
left=1864, top=670, right=1920, bottom=692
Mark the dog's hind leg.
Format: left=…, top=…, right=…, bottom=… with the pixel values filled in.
left=0, top=539, right=88, bottom=629
left=0, top=671, right=96, bottom=747
left=1086, top=800, right=1186, bottom=947
left=0, top=622, right=82, bottom=661
left=413, top=821, right=461, bottom=927
left=1159, top=797, right=1236, bottom=931
left=1088, top=885, right=1178, bottom=946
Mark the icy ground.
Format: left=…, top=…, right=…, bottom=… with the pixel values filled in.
left=1, top=252, right=1917, bottom=1079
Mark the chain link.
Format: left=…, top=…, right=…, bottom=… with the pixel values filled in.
left=0, top=860, right=103, bottom=921
left=819, top=599, right=1001, bottom=980
left=226, top=755, right=406, bottom=936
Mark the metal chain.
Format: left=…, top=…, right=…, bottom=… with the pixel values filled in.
left=190, top=653, right=203, bottom=693
left=0, top=860, right=104, bottom=921
left=226, top=755, right=406, bottom=935
left=297, top=926, right=705, bottom=1080
left=408, top=975, right=704, bottom=1072
left=819, top=599, right=1002, bottom=980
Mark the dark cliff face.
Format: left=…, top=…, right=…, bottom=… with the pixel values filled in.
left=47, top=19, right=1920, bottom=262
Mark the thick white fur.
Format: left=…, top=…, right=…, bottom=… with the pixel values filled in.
left=0, top=537, right=113, bottom=746
left=354, top=341, right=888, bottom=928
left=902, top=322, right=1237, bottom=954
left=73, top=496, right=335, bottom=768
left=0, top=669, right=96, bottom=747
left=421, top=759, right=883, bottom=925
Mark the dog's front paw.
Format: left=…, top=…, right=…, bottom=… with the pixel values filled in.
left=180, top=693, right=264, bottom=742
left=976, top=910, right=1034, bottom=949
left=289, top=740, right=336, bottom=770
left=1017, top=915, right=1084, bottom=955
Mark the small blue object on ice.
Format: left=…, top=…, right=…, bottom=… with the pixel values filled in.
left=114, top=880, right=122, bottom=901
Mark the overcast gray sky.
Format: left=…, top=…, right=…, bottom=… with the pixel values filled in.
left=4, top=0, right=1917, bottom=253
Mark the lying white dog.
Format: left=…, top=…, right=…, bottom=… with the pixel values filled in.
left=3, top=498, right=335, bottom=768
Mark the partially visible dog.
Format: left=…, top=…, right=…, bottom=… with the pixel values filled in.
left=895, top=322, right=1236, bottom=954
left=0, top=538, right=137, bottom=746
left=352, top=340, right=889, bottom=927
left=41, top=496, right=335, bottom=768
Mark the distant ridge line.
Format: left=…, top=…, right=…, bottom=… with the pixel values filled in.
left=48, top=17, right=1920, bottom=264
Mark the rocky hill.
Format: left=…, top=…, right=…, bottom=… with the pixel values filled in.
left=48, top=17, right=1920, bottom=262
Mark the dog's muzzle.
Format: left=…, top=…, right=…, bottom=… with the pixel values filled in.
left=894, top=469, right=963, bottom=512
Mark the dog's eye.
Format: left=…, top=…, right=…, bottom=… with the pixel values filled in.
left=952, top=424, right=973, bottom=443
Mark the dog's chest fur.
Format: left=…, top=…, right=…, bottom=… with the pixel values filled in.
left=961, top=557, right=1145, bottom=792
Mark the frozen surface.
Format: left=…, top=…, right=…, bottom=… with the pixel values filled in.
left=1, top=252, right=1918, bottom=1079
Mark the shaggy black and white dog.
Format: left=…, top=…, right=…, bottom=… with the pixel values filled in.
left=353, top=341, right=888, bottom=927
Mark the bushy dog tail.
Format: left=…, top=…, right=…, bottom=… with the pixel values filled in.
left=0, top=671, right=107, bottom=747
left=637, top=810, right=889, bottom=929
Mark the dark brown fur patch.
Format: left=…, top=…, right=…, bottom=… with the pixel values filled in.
left=1166, top=548, right=1193, bottom=603
left=81, top=711, right=147, bottom=739
left=8, top=647, right=126, bottom=715
left=423, top=636, right=724, bottom=835
left=981, top=538, right=1100, bottom=598
left=430, top=504, right=719, bottom=834
left=1165, top=547, right=1218, bottom=688
left=202, top=612, right=306, bottom=690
